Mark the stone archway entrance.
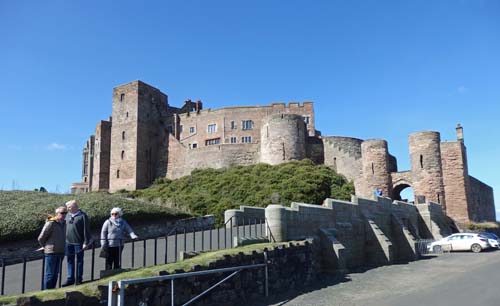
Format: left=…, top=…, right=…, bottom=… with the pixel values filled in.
left=393, top=183, right=415, bottom=203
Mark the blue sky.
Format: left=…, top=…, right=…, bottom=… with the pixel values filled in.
left=1, top=1, right=499, bottom=216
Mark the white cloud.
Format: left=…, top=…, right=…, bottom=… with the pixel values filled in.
left=46, top=142, right=67, bottom=151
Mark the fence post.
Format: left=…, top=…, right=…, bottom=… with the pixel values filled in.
left=264, top=251, right=269, bottom=297
left=171, top=279, right=175, bottom=306
left=164, top=236, right=168, bottom=264
left=40, top=256, right=45, bottom=291
left=174, top=230, right=178, bottom=262
left=183, top=229, right=187, bottom=254
left=201, top=229, right=205, bottom=251
left=143, top=239, right=147, bottom=267
left=1, top=258, right=5, bottom=295
left=217, top=227, right=220, bottom=250
left=193, top=228, right=196, bottom=252
left=210, top=228, right=213, bottom=251
left=131, top=240, right=135, bottom=268
left=58, top=257, right=63, bottom=288
left=108, top=280, right=117, bottom=306
left=230, top=218, right=233, bottom=248
left=91, top=243, right=95, bottom=281
left=154, top=238, right=158, bottom=266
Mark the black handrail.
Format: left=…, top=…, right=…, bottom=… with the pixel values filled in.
left=0, top=219, right=269, bottom=296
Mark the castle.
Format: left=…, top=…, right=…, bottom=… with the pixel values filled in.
left=71, top=80, right=495, bottom=224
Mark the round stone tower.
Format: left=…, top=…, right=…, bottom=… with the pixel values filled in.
left=408, top=131, right=446, bottom=206
left=260, top=113, right=306, bottom=165
left=360, top=139, right=393, bottom=198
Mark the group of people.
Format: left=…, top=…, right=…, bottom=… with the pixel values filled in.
left=37, top=200, right=138, bottom=290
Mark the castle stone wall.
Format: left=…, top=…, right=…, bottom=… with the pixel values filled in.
left=91, top=120, right=111, bottom=191
left=469, top=176, right=496, bottom=222
left=321, top=136, right=362, bottom=184
left=440, top=141, right=470, bottom=222
left=167, top=134, right=260, bottom=179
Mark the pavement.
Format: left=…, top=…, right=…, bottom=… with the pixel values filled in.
left=248, top=249, right=500, bottom=306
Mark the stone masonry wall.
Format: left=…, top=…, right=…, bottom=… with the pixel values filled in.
left=166, top=134, right=260, bottom=179
left=440, top=141, right=470, bottom=222
left=91, top=120, right=111, bottom=191
left=469, top=176, right=496, bottom=222
left=321, top=136, right=363, bottom=184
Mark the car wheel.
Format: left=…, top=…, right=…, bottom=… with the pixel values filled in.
left=471, top=243, right=482, bottom=253
left=433, top=245, right=442, bottom=253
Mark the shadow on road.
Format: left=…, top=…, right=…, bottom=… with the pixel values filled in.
left=246, top=273, right=352, bottom=306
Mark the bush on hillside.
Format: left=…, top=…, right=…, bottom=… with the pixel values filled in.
left=131, top=160, right=355, bottom=224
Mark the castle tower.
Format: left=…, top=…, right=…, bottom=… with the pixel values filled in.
left=109, top=81, right=169, bottom=192
left=409, top=131, right=446, bottom=208
left=260, top=114, right=306, bottom=165
left=91, top=119, right=112, bottom=191
left=360, top=139, right=393, bottom=198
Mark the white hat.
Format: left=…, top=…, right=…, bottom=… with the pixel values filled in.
left=110, top=207, right=123, bottom=217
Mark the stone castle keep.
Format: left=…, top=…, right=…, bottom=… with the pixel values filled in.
left=71, top=80, right=495, bottom=224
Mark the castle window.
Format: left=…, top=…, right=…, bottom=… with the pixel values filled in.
left=242, top=136, right=252, bottom=143
left=231, top=121, right=237, bottom=130
left=303, top=116, right=310, bottom=125
left=205, top=138, right=220, bottom=146
left=121, top=150, right=125, bottom=160
left=116, top=170, right=120, bottom=178
left=208, top=124, right=217, bottom=133
left=371, top=162, right=374, bottom=174
left=122, top=131, right=125, bottom=140
left=189, top=127, right=195, bottom=134
left=126, top=112, right=129, bottom=118
left=84, top=177, right=87, bottom=183
left=420, top=155, right=423, bottom=169
left=192, top=143, right=198, bottom=149
left=120, top=93, right=125, bottom=102
left=230, top=137, right=237, bottom=144
left=242, top=120, right=254, bottom=130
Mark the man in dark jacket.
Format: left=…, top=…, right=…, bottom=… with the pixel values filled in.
left=63, top=199, right=92, bottom=286
left=38, top=206, right=67, bottom=290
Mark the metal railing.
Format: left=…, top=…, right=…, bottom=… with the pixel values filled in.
left=0, top=218, right=269, bottom=296
left=108, top=252, right=269, bottom=306
left=415, top=239, right=451, bottom=257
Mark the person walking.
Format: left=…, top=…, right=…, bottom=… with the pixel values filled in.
left=38, top=206, right=67, bottom=290
left=63, top=199, right=92, bottom=286
left=100, top=207, right=138, bottom=270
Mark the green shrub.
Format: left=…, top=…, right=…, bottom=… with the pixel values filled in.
left=133, top=160, right=355, bottom=225
left=0, top=191, right=190, bottom=243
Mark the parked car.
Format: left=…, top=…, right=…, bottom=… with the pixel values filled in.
left=427, top=233, right=491, bottom=253
left=479, top=232, right=500, bottom=248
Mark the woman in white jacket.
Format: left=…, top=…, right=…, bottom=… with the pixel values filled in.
left=100, top=207, right=138, bottom=270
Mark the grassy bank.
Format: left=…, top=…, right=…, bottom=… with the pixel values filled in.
left=0, top=191, right=190, bottom=243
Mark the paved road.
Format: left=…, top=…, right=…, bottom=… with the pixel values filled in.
left=249, top=249, right=500, bottom=306
left=1, top=223, right=265, bottom=295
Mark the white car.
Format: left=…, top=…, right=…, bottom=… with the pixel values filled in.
left=479, top=232, right=500, bottom=248
left=427, top=233, right=491, bottom=253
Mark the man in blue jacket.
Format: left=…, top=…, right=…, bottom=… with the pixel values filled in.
left=63, top=199, right=92, bottom=286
